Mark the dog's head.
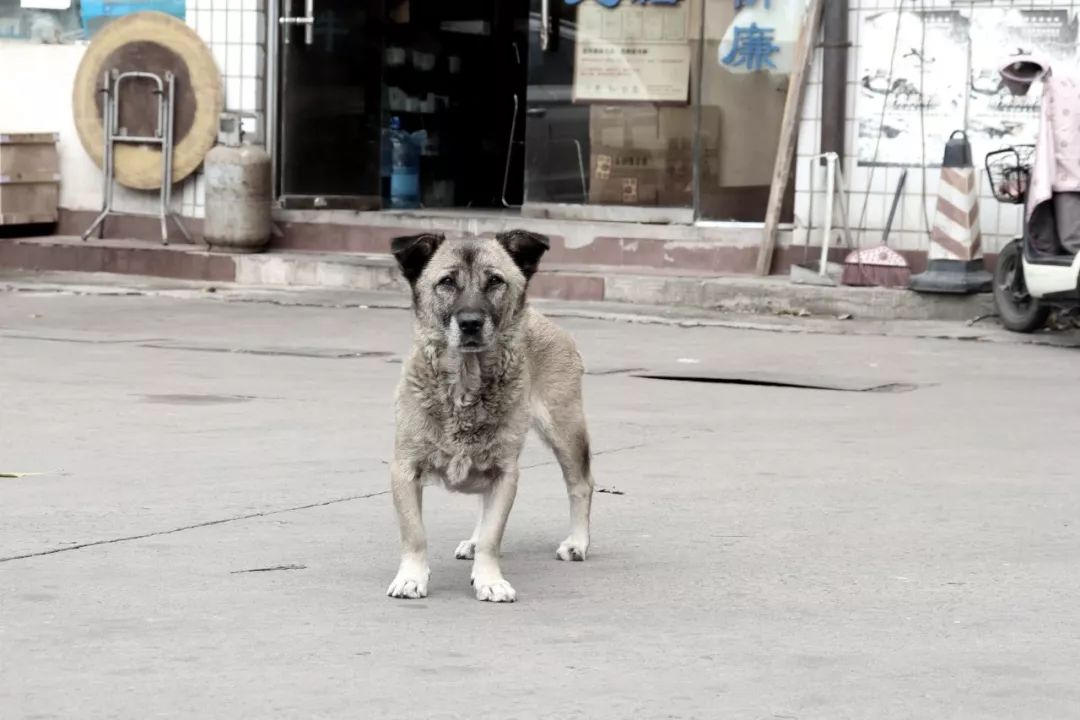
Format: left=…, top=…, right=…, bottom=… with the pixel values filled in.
left=390, top=230, right=550, bottom=353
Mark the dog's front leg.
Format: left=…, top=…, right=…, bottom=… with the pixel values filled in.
left=471, top=468, right=519, bottom=603
left=387, top=461, right=430, bottom=599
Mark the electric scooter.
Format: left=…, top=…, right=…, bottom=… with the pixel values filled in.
left=987, top=145, right=1080, bottom=332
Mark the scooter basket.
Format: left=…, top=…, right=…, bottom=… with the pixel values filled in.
left=985, top=145, right=1034, bottom=204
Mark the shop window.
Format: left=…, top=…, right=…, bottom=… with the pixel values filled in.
left=697, top=0, right=802, bottom=221
left=523, top=0, right=803, bottom=222
left=524, top=0, right=698, bottom=216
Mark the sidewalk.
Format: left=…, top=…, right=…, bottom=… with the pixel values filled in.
left=0, top=235, right=996, bottom=322
left=3, top=268, right=1077, bottom=348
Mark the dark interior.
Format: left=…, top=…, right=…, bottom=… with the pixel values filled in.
left=382, top=0, right=530, bottom=208
left=278, top=0, right=530, bottom=209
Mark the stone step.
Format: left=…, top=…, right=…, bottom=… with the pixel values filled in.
left=0, top=236, right=993, bottom=321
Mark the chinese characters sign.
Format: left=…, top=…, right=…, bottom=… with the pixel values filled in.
left=722, top=23, right=779, bottom=71
left=571, top=0, right=691, bottom=103
left=565, top=0, right=681, bottom=6
left=719, top=0, right=802, bottom=75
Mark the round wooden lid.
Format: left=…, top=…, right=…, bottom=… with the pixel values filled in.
left=72, top=12, right=223, bottom=191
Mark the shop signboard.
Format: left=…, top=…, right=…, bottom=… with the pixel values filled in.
left=570, top=0, right=692, bottom=104
left=718, top=0, right=807, bottom=76
left=80, top=0, right=185, bottom=35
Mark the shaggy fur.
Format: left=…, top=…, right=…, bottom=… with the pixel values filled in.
left=386, top=230, right=595, bottom=603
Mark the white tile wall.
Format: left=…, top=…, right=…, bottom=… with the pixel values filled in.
left=795, top=0, right=1080, bottom=255
left=178, top=0, right=267, bottom=218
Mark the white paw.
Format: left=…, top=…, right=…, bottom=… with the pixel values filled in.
left=473, top=578, right=516, bottom=603
left=454, top=540, right=476, bottom=560
left=556, top=538, right=589, bottom=562
left=386, top=563, right=430, bottom=599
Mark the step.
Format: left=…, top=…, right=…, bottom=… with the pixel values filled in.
left=269, top=216, right=775, bottom=275
left=56, top=207, right=938, bottom=277
left=0, top=236, right=993, bottom=322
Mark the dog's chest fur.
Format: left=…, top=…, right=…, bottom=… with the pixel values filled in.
left=405, top=343, right=529, bottom=493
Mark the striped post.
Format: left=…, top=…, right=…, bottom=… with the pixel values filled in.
left=910, top=131, right=993, bottom=295
left=930, top=166, right=982, bottom=261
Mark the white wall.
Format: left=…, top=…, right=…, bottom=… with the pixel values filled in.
left=792, top=0, right=1071, bottom=257
left=0, top=0, right=266, bottom=222
left=0, top=41, right=164, bottom=215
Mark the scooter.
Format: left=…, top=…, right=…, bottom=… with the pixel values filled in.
left=987, top=148, right=1080, bottom=333
left=988, top=57, right=1080, bottom=333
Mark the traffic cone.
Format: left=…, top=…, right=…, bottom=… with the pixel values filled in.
left=910, top=130, right=992, bottom=294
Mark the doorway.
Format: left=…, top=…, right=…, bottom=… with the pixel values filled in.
left=274, top=0, right=530, bottom=211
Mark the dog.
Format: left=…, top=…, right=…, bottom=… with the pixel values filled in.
left=386, top=230, right=595, bottom=603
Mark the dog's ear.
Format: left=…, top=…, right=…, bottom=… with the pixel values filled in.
left=390, top=233, right=444, bottom=285
left=496, top=230, right=550, bottom=280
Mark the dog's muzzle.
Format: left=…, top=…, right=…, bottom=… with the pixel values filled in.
left=454, top=310, right=488, bottom=350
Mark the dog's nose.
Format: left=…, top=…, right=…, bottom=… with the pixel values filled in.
left=457, top=311, right=484, bottom=336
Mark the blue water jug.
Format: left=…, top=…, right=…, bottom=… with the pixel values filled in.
left=380, top=126, right=392, bottom=204
left=389, top=117, right=420, bottom=209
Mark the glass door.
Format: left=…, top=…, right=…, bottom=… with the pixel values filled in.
left=277, top=0, right=383, bottom=209
left=523, top=0, right=697, bottom=223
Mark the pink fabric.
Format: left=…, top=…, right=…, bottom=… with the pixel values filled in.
left=1011, top=57, right=1080, bottom=220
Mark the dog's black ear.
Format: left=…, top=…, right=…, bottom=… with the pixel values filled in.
left=497, top=230, right=550, bottom=280
left=390, top=233, right=444, bottom=285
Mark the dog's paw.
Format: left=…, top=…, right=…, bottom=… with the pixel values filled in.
left=386, top=563, right=430, bottom=599
left=473, top=578, right=516, bottom=603
left=556, top=538, right=589, bottom=562
left=454, top=540, right=476, bottom=560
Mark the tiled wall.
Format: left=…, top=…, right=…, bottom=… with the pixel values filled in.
left=179, top=0, right=267, bottom=219
left=794, top=0, right=1077, bottom=257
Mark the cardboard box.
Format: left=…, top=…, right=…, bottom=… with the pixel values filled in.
left=588, top=105, right=719, bottom=207
left=0, top=133, right=60, bottom=225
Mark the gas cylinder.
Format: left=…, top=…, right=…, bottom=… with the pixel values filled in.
left=203, top=113, right=271, bottom=253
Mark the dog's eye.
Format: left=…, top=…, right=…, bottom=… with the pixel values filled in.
left=486, top=275, right=505, bottom=290
left=437, top=276, right=457, bottom=290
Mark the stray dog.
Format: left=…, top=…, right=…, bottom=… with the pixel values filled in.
left=386, top=230, right=595, bottom=603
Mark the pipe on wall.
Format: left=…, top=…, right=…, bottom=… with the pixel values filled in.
left=819, top=0, right=849, bottom=165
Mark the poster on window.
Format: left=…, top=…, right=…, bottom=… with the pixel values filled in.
left=571, top=0, right=692, bottom=104
left=856, top=10, right=968, bottom=167
left=967, top=8, right=1077, bottom=163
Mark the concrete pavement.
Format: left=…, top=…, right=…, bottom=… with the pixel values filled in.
left=2, top=276, right=1080, bottom=719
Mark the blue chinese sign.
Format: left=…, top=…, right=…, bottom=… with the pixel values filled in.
left=81, top=0, right=185, bottom=35
left=564, top=0, right=681, bottom=7
left=721, top=22, right=779, bottom=71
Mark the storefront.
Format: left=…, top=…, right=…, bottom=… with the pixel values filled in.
left=4, top=0, right=1061, bottom=283
left=268, top=0, right=805, bottom=225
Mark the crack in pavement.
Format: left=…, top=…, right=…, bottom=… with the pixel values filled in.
left=1, top=435, right=692, bottom=564
left=0, top=490, right=389, bottom=564
left=0, top=332, right=170, bottom=345
left=0, top=332, right=393, bottom=361
left=520, top=435, right=694, bottom=471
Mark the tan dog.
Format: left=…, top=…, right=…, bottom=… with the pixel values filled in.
left=386, top=231, right=595, bottom=603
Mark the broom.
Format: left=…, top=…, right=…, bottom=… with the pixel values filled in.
left=842, top=169, right=912, bottom=288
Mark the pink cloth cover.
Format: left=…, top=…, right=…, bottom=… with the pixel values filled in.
left=1004, top=57, right=1080, bottom=220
